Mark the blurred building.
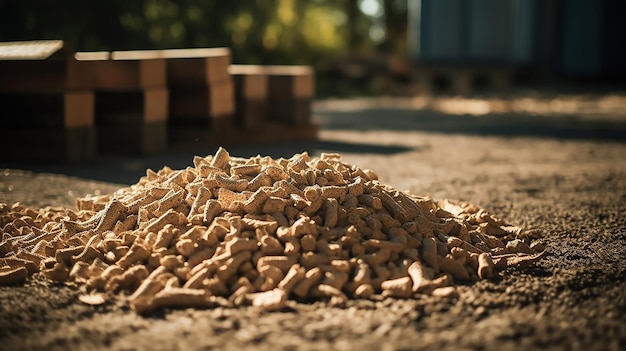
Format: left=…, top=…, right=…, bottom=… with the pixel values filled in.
left=408, top=0, right=626, bottom=81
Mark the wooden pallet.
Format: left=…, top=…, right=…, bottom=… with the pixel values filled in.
left=229, top=65, right=268, bottom=129
left=265, top=65, right=315, bottom=126
left=77, top=51, right=166, bottom=91
left=229, top=64, right=316, bottom=127
left=165, top=51, right=234, bottom=147
left=163, top=48, right=231, bottom=87
left=0, top=42, right=319, bottom=159
left=79, top=51, right=169, bottom=154
left=0, top=40, right=94, bottom=93
left=0, top=41, right=96, bottom=161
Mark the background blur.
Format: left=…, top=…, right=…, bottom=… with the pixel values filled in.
left=0, top=0, right=624, bottom=97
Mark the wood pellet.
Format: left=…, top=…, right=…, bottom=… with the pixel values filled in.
left=0, top=148, right=545, bottom=313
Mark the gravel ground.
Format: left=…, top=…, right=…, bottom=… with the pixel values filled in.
left=1, top=95, right=625, bottom=351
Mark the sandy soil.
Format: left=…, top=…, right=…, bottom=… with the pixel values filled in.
left=1, top=96, right=625, bottom=351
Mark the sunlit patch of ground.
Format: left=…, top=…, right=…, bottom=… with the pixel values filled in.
left=316, top=91, right=626, bottom=120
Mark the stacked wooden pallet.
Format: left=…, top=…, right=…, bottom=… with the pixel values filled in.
left=168, top=57, right=318, bottom=147
left=266, top=65, right=315, bottom=126
left=78, top=50, right=169, bottom=154
left=194, top=64, right=318, bottom=147
left=229, top=65, right=268, bottom=130
left=0, top=41, right=96, bottom=161
left=0, top=41, right=317, bottom=160
left=165, top=48, right=236, bottom=146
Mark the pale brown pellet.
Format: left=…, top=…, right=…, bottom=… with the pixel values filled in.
left=0, top=149, right=544, bottom=313
left=0, top=266, right=28, bottom=285
left=210, top=147, right=230, bottom=170
left=292, top=267, right=323, bottom=298
left=477, top=252, right=494, bottom=279
left=247, top=288, right=287, bottom=311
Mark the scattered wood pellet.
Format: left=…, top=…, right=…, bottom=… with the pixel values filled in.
left=0, top=148, right=545, bottom=312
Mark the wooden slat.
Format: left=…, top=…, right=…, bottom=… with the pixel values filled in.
left=0, top=59, right=94, bottom=93
left=80, top=54, right=166, bottom=90
left=265, top=65, right=315, bottom=99
left=229, top=65, right=268, bottom=99
left=108, top=48, right=232, bottom=87
left=0, top=40, right=64, bottom=60
left=229, top=65, right=269, bottom=129
left=165, top=48, right=231, bottom=87
left=64, top=92, right=94, bottom=127
left=264, top=65, right=315, bottom=126
left=0, top=41, right=98, bottom=93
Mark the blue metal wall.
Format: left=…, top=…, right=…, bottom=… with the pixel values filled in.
left=412, top=0, right=534, bottom=64
left=559, top=0, right=626, bottom=78
left=409, top=0, right=626, bottom=78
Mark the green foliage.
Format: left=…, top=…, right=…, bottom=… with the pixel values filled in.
left=0, top=0, right=405, bottom=62
left=0, top=0, right=408, bottom=96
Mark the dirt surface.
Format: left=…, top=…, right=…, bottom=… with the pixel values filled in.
left=1, top=94, right=625, bottom=350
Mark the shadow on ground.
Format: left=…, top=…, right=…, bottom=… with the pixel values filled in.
left=3, top=102, right=625, bottom=185
left=315, top=108, right=626, bottom=142
left=0, top=139, right=414, bottom=185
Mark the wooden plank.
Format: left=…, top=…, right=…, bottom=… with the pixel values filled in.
left=97, top=122, right=166, bottom=155
left=103, top=48, right=231, bottom=87
left=229, top=65, right=269, bottom=129
left=95, top=88, right=168, bottom=125
left=168, top=80, right=234, bottom=119
left=164, top=48, right=231, bottom=87
left=265, top=65, right=315, bottom=100
left=229, top=65, right=268, bottom=99
left=89, top=59, right=166, bottom=90
left=0, top=41, right=99, bottom=93
left=263, top=65, right=314, bottom=126
left=64, top=92, right=94, bottom=127
left=0, top=58, right=94, bottom=93
left=80, top=51, right=166, bottom=90
left=0, top=92, right=94, bottom=128
left=0, top=40, right=64, bottom=60
left=0, top=126, right=96, bottom=161
left=143, top=89, right=169, bottom=123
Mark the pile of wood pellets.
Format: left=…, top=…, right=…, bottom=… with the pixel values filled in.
left=0, top=148, right=545, bottom=313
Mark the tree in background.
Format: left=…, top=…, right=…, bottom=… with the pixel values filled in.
left=0, top=0, right=408, bottom=96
